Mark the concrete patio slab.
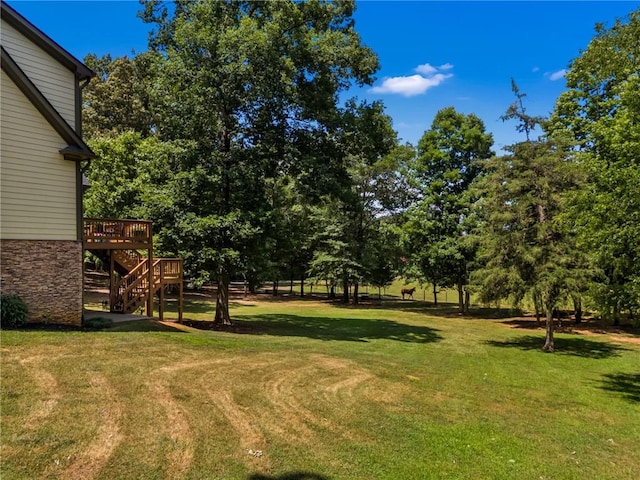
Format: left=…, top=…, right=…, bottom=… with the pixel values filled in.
left=83, top=309, right=154, bottom=323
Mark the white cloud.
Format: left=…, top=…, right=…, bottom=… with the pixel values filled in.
left=415, top=63, right=453, bottom=75
left=371, top=74, right=452, bottom=97
left=532, top=66, right=540, bottom=73
left=415, top=63, right=437, bottom=75
left=549, top=69, right=567, bottom=81
left=371, top=62, right=454, bottom=97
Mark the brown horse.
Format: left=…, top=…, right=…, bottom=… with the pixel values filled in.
left=401, top=287, right=416, bottom=300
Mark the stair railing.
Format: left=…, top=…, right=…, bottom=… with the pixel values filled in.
left=115, top=259, right=150, bottom=313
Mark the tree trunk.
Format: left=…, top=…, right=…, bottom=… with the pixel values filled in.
left=457, top=280, right=464, bottom=314
left=533, top=291, right=543, bottom=325
left=214, top=122, right=233, bottom=326
left=537, top=204, right=546, bottom=223
left=247, top=272, right=258, bottom=294
left=464, top=289, right=470, bottom=314
left=300, top=273, right=305, bottom=297
left=432, top=282, right=438, bottom=306
left=573, top=295, right=582, bottom=324
left=613, top=304, right=620, bottom=326
left=378, top=286, right=382, bottom=300
left=272, top=278, right=278, bottom=297
left=243, top=274, right=248, bottom=299
left=342, top=275, right=349, bottom=303
left=555, top=308, right=562, bottom=330
left=289, top=273, right=294, bottom=295
left=214, top=268, right=231, bottom=325
left=543, top=307, right=554, bottom=352
left=329, top=285, right=336, bottom=299
left=353, top=282, right=359, bottom=305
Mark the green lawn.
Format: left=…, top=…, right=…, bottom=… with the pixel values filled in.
left=1, top=297, right=638, bottom=479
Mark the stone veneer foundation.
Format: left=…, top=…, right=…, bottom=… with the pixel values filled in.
left=1, top=239, right=83, bottom=325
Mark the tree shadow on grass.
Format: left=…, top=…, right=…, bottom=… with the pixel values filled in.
left=501, top=318, right=640, bottom=336
left=105, top=320, right=188, bottom=333
left=337, top=299, right=523, bottom=320
left=486, top=335, right=629, bottom=359
left=248, top=473, right=330, bottom=480
left=599, top=373, right=640, bottom=403
left=193, top=313, right=442, bottom=344
left=162, top=299, right=253, bottom=315
left=12, top=319, right=188, bottom=334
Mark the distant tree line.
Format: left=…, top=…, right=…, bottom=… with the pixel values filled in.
left=82, top=1, right=639, bottom=350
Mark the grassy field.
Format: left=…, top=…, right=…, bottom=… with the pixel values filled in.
left=255, top=278, right=463, bottom=304
left=256, top=278, right=537, bottom=311
left=1, top=295, right=639, bottom=480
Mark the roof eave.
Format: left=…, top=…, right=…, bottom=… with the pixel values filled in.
left=1, top=1, right=96, bottom=80
left=1, top=46, right=95, bottom=161
left=60, top=145, right=96, bottom=161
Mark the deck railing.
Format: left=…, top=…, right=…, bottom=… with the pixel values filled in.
left=83, top=218, right=152, bottom=247
left=154, top=258, right=183, bottom=285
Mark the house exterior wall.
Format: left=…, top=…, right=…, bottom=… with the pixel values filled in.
left=0, top=4, right=93, bottom=326
left=0, top=69, right=78, bottom=240
left=1, top=19, right=76, bottom=129
left=0, top=240, right=83, bottom=325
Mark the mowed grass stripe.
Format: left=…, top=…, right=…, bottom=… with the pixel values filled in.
left=1, top=299, right=638, bottom=479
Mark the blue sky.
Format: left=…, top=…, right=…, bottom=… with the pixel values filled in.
left=8, top=0, right=638, bottom=152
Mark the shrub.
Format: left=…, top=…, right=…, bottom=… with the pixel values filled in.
left=1, top=295, right=29, bottom=329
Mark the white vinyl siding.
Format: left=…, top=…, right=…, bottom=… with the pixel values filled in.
left=1, top=70, right=77, bottom=240
left=1, top=20, right=76, bottom=129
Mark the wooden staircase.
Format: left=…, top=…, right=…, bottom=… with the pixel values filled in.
left=83, top=219, right=183, bottom=320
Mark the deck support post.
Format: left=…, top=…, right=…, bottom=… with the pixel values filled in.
left=178, top=259, right=184, bottom=323
left=146, top=224, right=153, bottom=318
left=159, top=279, right=164, bottom=321
left=109, top=253, right=116, bottom=312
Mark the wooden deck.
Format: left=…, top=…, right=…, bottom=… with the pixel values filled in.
left=83, top=218, right=153, bottom=250
left=83, top=218, right=183, bottom=321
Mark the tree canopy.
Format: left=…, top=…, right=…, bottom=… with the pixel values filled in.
left=81, top=3, right=640, bottom=345
left=550, top=10, right=640, bottom=323
left=403, top=107, right=493, bottom=311
left=136, top=0, right=380, bottom=323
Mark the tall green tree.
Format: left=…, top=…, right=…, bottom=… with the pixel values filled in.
left=84, top=132, right=194, bottom=222
left=550, top=10, right=640, bottom=323
left=365, top=218, right=402, bottom=299
left=338, top=100, right=404, bottom=303
left=472, top=85, right=585, bottom=352
left=139, top=0, right=379, bottom=323
left=404, top=107, right=493, bottom=312
left=82, top=53, right=159, bottom=138
left=308, top=100, right=408, bottom=304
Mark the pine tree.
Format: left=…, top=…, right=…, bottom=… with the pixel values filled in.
left=472, top=83, right=584, bottom=351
